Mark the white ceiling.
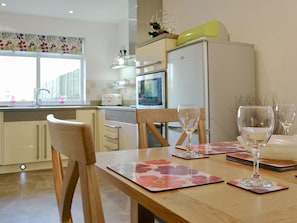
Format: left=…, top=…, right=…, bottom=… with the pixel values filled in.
left=0, top=0, right=130, bottom=23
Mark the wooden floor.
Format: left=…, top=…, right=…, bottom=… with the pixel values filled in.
left=0, top=169, right=130, bottom=223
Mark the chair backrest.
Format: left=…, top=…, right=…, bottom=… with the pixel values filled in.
left=47, top=114, right=105, bottom=223
left=136, top=108, right=207, bottom=149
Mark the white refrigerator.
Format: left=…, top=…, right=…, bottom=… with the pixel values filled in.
left=166, top=38, right=255, bottom=144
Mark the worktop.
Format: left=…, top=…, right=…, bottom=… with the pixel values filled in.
left=0, top=105, right=97, bottom=111
left=98, top=105, right=136, bottom=111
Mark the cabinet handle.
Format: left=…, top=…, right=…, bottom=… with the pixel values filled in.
left=104, top=134, right=118, bottom=140
left=44, top=124, right=47, bottom=159
left=92, top=112, right=95, bottom=142
left=104, top=123, right=120, bottom=150
left=135, top=61, right=162, bottom=69
left=104, top=145, right=119, bottom=151
left=104, top=124, right=121, bottom=129
left=36, top=125, right=40, bottom=160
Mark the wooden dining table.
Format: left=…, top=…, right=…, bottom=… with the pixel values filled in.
left=95, top=146, right=297, bottom=223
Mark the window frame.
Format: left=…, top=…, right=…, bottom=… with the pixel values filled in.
left=0, top=50, right=86, bottom=106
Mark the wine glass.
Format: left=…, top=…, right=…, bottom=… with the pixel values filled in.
left=237, top=106, right=275, bottom=188
left=177, top=104, right=201, bottom=158
left=275, top=104, right=296, bottom=135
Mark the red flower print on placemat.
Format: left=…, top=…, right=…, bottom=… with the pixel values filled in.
left=192, top=175, right=223, bottom=184
left=107, top=159, right=224, bottom=192
left=155, top=165, right=199, bottom=175
left=136, top=175, right=186, bottom=189
left=135, top=164, right=152, bottom=173
left=144, top=159, right=172, bottom=165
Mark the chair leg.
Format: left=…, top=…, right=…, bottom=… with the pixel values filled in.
left=138, top=204, right=155, bottom=223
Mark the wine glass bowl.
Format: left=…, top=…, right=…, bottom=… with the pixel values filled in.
left=177, top=105, right=201, bottom=158
left=275, top=103, right=296, bottom=135
left=237, top=106, right=275, bottom=188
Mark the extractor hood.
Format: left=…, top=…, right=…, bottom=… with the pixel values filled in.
left=110, top=49, right=136, bottom=69
left=110, top=0, right=136, bottom=70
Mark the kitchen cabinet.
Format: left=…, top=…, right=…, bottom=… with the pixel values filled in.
left=76, top=109, right=98, bottom=150
left=103, top=120, right=121, bottom=151
left=3, top=121, right=51, bottom=165
left=102, top=120, right=137, bottom=151
left=0, top=112, right=2, bottom=165
left=136, top=34, right=177, bottom=74
left=0, top=108, right=80, bottom=172
left=99, top=108, right=138, bottom=152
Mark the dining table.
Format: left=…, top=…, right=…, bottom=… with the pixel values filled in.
left=95, top=146, right=297, bottom=223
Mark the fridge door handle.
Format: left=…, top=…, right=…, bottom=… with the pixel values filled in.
left=168, top=126, right=183, bottom=132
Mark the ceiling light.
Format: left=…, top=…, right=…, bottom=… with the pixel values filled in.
left=68, top=10, right=74, bottom=14
left=1, top=3, right=6, bottom=7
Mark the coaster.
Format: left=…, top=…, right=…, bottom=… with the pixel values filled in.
left=227, top=178, right=289, bottom=194
left=172, top=152, right=209, bottom=160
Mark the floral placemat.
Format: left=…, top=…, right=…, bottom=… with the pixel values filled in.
left=172, top=152, right=209, bottom=160
left=107, top=159, right=224, bottom=192
left=227, top=179, right=289, bottom=194
left=176, top=142, right=247, bottom=155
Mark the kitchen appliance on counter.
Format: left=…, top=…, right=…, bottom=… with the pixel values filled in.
left=101, top=94, right=122, bottom=106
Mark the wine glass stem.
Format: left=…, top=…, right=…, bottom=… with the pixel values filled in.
left=284, top=127, right=290, bottom=135
left=187, top=133, right=192, bottom=153
left=251, top=148, right=261, bottom=181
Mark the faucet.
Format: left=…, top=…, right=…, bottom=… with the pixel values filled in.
left=35, top=88, right=50, bottom=107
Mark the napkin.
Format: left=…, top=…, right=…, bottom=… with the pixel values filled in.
left=237, top=135, right=297, bottom=161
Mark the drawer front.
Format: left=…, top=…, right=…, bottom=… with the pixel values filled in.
left=103, top=123, right=121, bottom=151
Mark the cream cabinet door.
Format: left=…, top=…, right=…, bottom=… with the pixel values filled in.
left=136, top=38, right=177, bottom=74
left=76, top=109, right=97, bottom=149
left=0, top=112, right=2, bottom=165
left=3, top=121, right=51, bottom=165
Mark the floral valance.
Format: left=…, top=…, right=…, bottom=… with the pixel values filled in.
left=0, top=32, right=83, bottom=55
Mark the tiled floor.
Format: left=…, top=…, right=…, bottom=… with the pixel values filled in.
left=0, top=169, right=130, bottom=223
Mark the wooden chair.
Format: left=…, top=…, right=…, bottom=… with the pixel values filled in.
left=47, top=114, right=105, bottom=223
left=136, top=107, right=207, bottom=149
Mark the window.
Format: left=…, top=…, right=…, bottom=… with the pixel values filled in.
left=0, top=53, right=84, bottom=106
left=0, top=32, right=85, bottom=106
left=40, top=57, right=82, bottom=103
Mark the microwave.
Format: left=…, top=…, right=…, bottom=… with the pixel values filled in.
left=136, top=71, right=166, bottom=108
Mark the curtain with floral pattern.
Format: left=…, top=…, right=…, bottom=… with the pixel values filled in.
left=0, top=32, right=83, bottom=55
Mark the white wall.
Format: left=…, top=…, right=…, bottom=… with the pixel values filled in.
left=0, top=12, right=120, bottom=80
left=163, top=0, right=297, bottom=105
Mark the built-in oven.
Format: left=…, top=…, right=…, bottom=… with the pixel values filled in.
left=136, top=71, right=166, bottom=108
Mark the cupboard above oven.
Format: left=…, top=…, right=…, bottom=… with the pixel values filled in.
left=135, top=34, right=178, bottom=75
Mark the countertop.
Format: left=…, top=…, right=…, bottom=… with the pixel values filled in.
left=0, top=105, right=98, bottom=111
left=98, top=105, right=136, bottom=111
left=0, top=105, right=137, bottom=112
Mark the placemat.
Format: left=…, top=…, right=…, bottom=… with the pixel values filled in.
left=172, top=152, right=209, bottom=160
left=176, top=142, right=247, bottom=155
left=227, top=179, right=289, bottom=194
left=226, top=152, right=297, bottom=172
left=107, top=159, right=224, bottom=192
